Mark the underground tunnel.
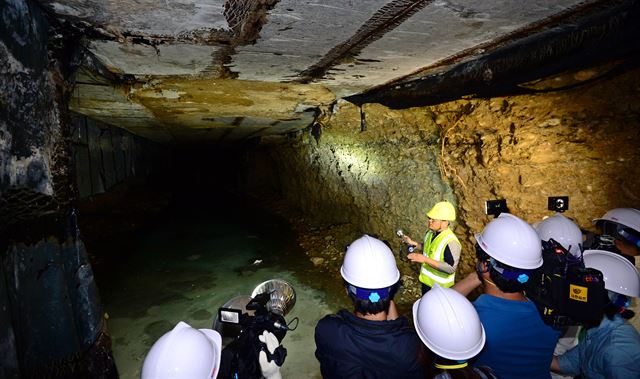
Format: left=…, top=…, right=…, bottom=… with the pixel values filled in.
left=2, top=0, right=640, bottom=378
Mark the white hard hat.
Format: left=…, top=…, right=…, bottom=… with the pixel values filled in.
left=593, top=208, right=640, bottom=233
left=534, top=213, right=583, bottom=257
left=141, top=321, right=222, bottom=379
left=475, top=213, right=543, bottom=269
left=583, top=250, right=640, bottom=298
left=412, top=284, right=485, bottom=361
left=340, top=235, right=400, bottom=289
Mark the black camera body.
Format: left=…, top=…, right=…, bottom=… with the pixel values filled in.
left=480, top=197, right=608, bottom=328
left=216, top=292, right=288, bottom=379
left=235, top=292, right=288, bottom=340
left=548, top=196, right=569, bottom=213
left=526, top=239, right=607, bottom=328
left=485, top=199, right=508, bottom=218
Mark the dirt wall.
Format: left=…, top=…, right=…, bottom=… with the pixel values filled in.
left=437, top=67, right=640, bottom=274
left=242, top=65, right=640, bottom=310
left=243, top=100, right=457, bottom=299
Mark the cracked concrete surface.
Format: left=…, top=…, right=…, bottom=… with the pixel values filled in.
left=37, top=0, right=629, bottom=143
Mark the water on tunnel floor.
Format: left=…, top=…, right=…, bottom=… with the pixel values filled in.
left=95, top=201, right=345, bottom=379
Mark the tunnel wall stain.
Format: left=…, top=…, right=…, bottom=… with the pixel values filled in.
left=1, top=0, right=117, bottom=377
left=240, top=65, right=640, bottom=322
left=70, top=112, right=168, bottom=198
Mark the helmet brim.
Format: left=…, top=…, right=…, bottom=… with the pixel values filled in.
left=412, top=297, right=485, bottom=361
left=200, top=329, right=222, bottom=378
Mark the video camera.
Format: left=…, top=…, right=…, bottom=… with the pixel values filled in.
left=482, top=197, right=608, bottom=328
left=218, top=292, right=290, bottom=340
left=526, top=238, right=607, bottom=328
left=548, top=196, right=569, bottom=213
left=483, top=196, right=569, bottom=217
left=484, top=199, right=508, bottom=218
left=214, top=279, right=297, bottom=379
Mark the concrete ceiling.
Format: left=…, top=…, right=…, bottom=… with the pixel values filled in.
left=38, top=0, right=632, bottom=144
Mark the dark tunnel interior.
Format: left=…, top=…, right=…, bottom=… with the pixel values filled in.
left=3, top=0, right=640, bottom=378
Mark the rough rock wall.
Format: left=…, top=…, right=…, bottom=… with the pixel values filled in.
left=1, top=0, right=116, bottom=377
left=0, top=2, right=63, bottom=376
left=435, top=66, right=640, bottom=330
left=242, top=65, right=640, bottom=309
left=243, top=101, right=456, bottom=295
left=0, top=0, right=64, bottom=223
left=258, top=101, right=455, bottom=234
left=436, top=67, right=640, bottom=275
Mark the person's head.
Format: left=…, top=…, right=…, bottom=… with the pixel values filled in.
left=475, top=213, right=543, bottom=293
left=534, top=213, right=583, bottom=257
left=413, top=285, right=485, bottom=376
left=583, top=249, right=640, bottom=321
left=593, top=208, right=640, bottom=256
left=341, top=234, right=401, bottom=315
left=427, top=201, right=456, bottom=232
left=142, top=321, right=222, bottom=379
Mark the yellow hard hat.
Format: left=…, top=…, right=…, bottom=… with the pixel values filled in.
left=427, top=201, right=456, bottom=221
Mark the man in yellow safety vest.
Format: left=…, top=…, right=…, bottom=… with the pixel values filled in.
left=402, top=201, right=461, bottom=294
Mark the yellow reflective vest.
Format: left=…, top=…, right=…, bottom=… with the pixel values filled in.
left=418, top=228, right=460, bottom=288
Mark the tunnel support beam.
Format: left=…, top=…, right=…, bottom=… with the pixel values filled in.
left=346, top=0, right=640, bottom=109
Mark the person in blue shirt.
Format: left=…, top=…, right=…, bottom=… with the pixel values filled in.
left=551, top=249, right=640, bottom=379
left=314, top=235, right=424, bottom=379
left=585, top=208, right=640, bottom=264
left=454, top=213, right=561, bottom=379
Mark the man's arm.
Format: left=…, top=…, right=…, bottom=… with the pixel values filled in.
left=452, top=272, right=481, bottom=296
left=402, top=235, right=423, bottom=250
left=387, top=300, right=399, bottom=320
left=408, top=245, right=455, bottom=274
left=550, top=356, right=562, bottom=373
left=553, top=343, right=582, bottom=377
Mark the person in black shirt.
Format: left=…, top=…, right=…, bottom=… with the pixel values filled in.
left=315, top=235, right=424, bottom=379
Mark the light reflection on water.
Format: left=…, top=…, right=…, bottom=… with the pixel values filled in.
left=97, top=210, right=340, bottom=379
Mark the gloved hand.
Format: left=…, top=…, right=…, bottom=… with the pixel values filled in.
left=258, top=330, right=283, bottom=379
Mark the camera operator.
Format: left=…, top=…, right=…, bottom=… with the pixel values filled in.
left=141, top=321, right=283, bottom=379
left=534, top=213, right=583, bottom=258
left=533, top=213, right=585, bottom=379
left=585, top=208, right=640, bottom=264
left=217, top=322, right=285, bottom=379
left=453, top=213, right=561, bottom=379
left=551, top=250, right=640, bottom=379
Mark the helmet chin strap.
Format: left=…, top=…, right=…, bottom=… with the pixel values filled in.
left=434, top=361, right=468, bottom=370
left=610, top=292, right=631, bottom=311
left=476, top=260, right=498, bottom=288
left=475, top=260, right=486, bottom=281
left=618, top=226, right=640, bottom=248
